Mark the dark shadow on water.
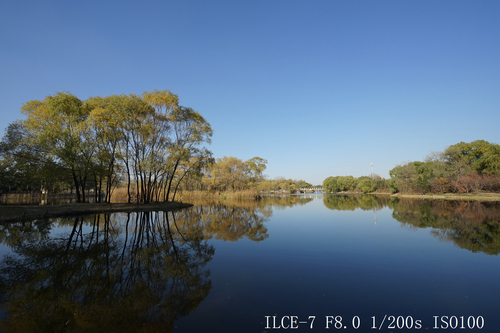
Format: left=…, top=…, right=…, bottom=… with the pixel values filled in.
left=0, top=211, right=214, bottom=332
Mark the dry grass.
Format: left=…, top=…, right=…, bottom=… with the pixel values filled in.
left=0, top=193, right=37, bottom=204
left=175, top=190, right=220, bottom=199
left=392, top=193, right=500, bottom=201
left=219, top=189, right=260, bottom=199
left=111, top=188, right=138, bottom=199
left=108, top=188, right=261, bottom=201
left=176, top=189, right=260, bottom=200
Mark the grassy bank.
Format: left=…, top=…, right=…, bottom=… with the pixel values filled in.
left=0, top=201, right=193, bottom=223
left=391, top=192, right=500, bottom=201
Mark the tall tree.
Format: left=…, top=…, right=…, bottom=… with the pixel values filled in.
left=21, top=92, right=93, bottom=202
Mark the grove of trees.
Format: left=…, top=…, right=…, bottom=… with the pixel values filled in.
left=202, top=156, right=268, bottom=192
left=322, top=175, right=386, bottom=194
left=257, top=177, right=313, bottom=193
left=170, top=156, right=315, bottom=195
left=0, top=90, right=213, bottom=203
left=387, top=140, right=500, bottom=194
left=321, top=140, right=500, bottom=195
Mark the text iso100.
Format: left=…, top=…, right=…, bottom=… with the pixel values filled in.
left=433, top=316, right=484, bottom=329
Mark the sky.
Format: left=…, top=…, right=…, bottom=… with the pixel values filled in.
left=1, top=0, right=499, bottom=185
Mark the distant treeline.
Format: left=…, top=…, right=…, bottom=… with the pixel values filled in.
left=322, top=140, right=500, bottom=195
left=173, top=155, right=312, bottom=194
left=322, top=175, right=388, bottom=194
left=387, top=140, right=500, bottom=194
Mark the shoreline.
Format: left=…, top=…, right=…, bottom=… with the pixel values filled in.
left=389, top=193, right=500, bottom=201
left=0, top=201, right=193, bottom=223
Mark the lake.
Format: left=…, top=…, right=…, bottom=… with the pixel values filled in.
left=0, top=194, right=498, bottom=332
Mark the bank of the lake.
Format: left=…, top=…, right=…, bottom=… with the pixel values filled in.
left=0, top=201, right=193, bottom=223
left=391, top=192, right=500, bottom=201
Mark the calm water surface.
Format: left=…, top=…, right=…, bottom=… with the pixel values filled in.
left=0, top=195, right=498, bottom=332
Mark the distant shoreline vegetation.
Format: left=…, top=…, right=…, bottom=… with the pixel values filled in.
left=1, top=93, right=498, bottom=203
left=322, top=140, right=500, bottom=196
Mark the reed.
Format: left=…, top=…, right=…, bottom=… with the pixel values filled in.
left=176, top=189, right=260, bottom=200
left=108, top=188, right=261, bottom=201
left=111, top=188, right=138, bottom=199
left=176, top=190, right=220, bottom=199
left=219, top=189, right=260, bottom=199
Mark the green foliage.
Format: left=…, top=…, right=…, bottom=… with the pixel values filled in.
left=388, top=140, right=500, bottom=194
left=386, top=179, right=398, bottom=193
left=2, top=90, right=213, bottom=203
left=322, top=175, right=375, bottom=193
left=201, top=156, right=267, bottom=192
left=295, top=180, right=313, bottom=188
left=389, top=162, right=418, bottom=193
left=257, top=177, right=312, bottom=193
left=389, top=199, right=500, bottom=255
left=323, top=176, right=339, bottom=193
left=337, top=175, right=357, bottom=191
left=358, top=178, right=376, bottom=193
left=322, top=194, right=388, bottom=211
left=444, top=140, right=500, bottom=175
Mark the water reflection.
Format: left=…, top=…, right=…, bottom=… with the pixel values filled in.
left=320, top=195, right=500, bottom=255
left=322, top=194, right=389, bottom=211
left=0, top=193, right=98, bottom=206
left=175, top=200, right=272, bottom=242
left=260, top=195, right=314, bottom=210
left=0, top=211, right=214, bottom=332
left=0, top=219, right=53, bottom=247
left=1, top=196, right=500, bottom=331
left=177, top=196, right=316, bottom=241
left=389, top=198, right=500, bottom=255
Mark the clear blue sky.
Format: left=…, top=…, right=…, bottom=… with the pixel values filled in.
left=1, top=0, right=499, bottom=185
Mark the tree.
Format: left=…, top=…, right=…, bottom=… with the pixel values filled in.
left=113, top=94, right=157, bottom=202
left=84, top=95, right=136, bottom=202
left=21, top=92, right=93, bottom=202
left=245, top=157, right=268, bottom=186
left=429, top=177, right=450, bottom=194
left=444, top=140, right=500, bottom=175
left=170, top=148, right=214, bottom=201
left=358, top=178, right=376, bottom=194
left=389, top=162, right=418, bottom=193
left=162, top=106, right=213, bottom=201
left=203, top=156, right=267, bottom=192
left=0, top=122, right=48, bottom=192
left=323, top=176, right=339, bottom=193
left=8, top=90, right=213, bottom=204
left=337, top=176, right=357, bottom=192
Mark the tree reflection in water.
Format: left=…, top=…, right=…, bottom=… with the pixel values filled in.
left=176, top=201, right=272, bottom=242
left=0, top=211, right=214, bottom=332
left=389, top=198, right=500, bottom=255
left=322, top=194, right=389, bottom=211
left=322, top=195, right=500, bottom=255
left=2, top=196, right=499, bottom=331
